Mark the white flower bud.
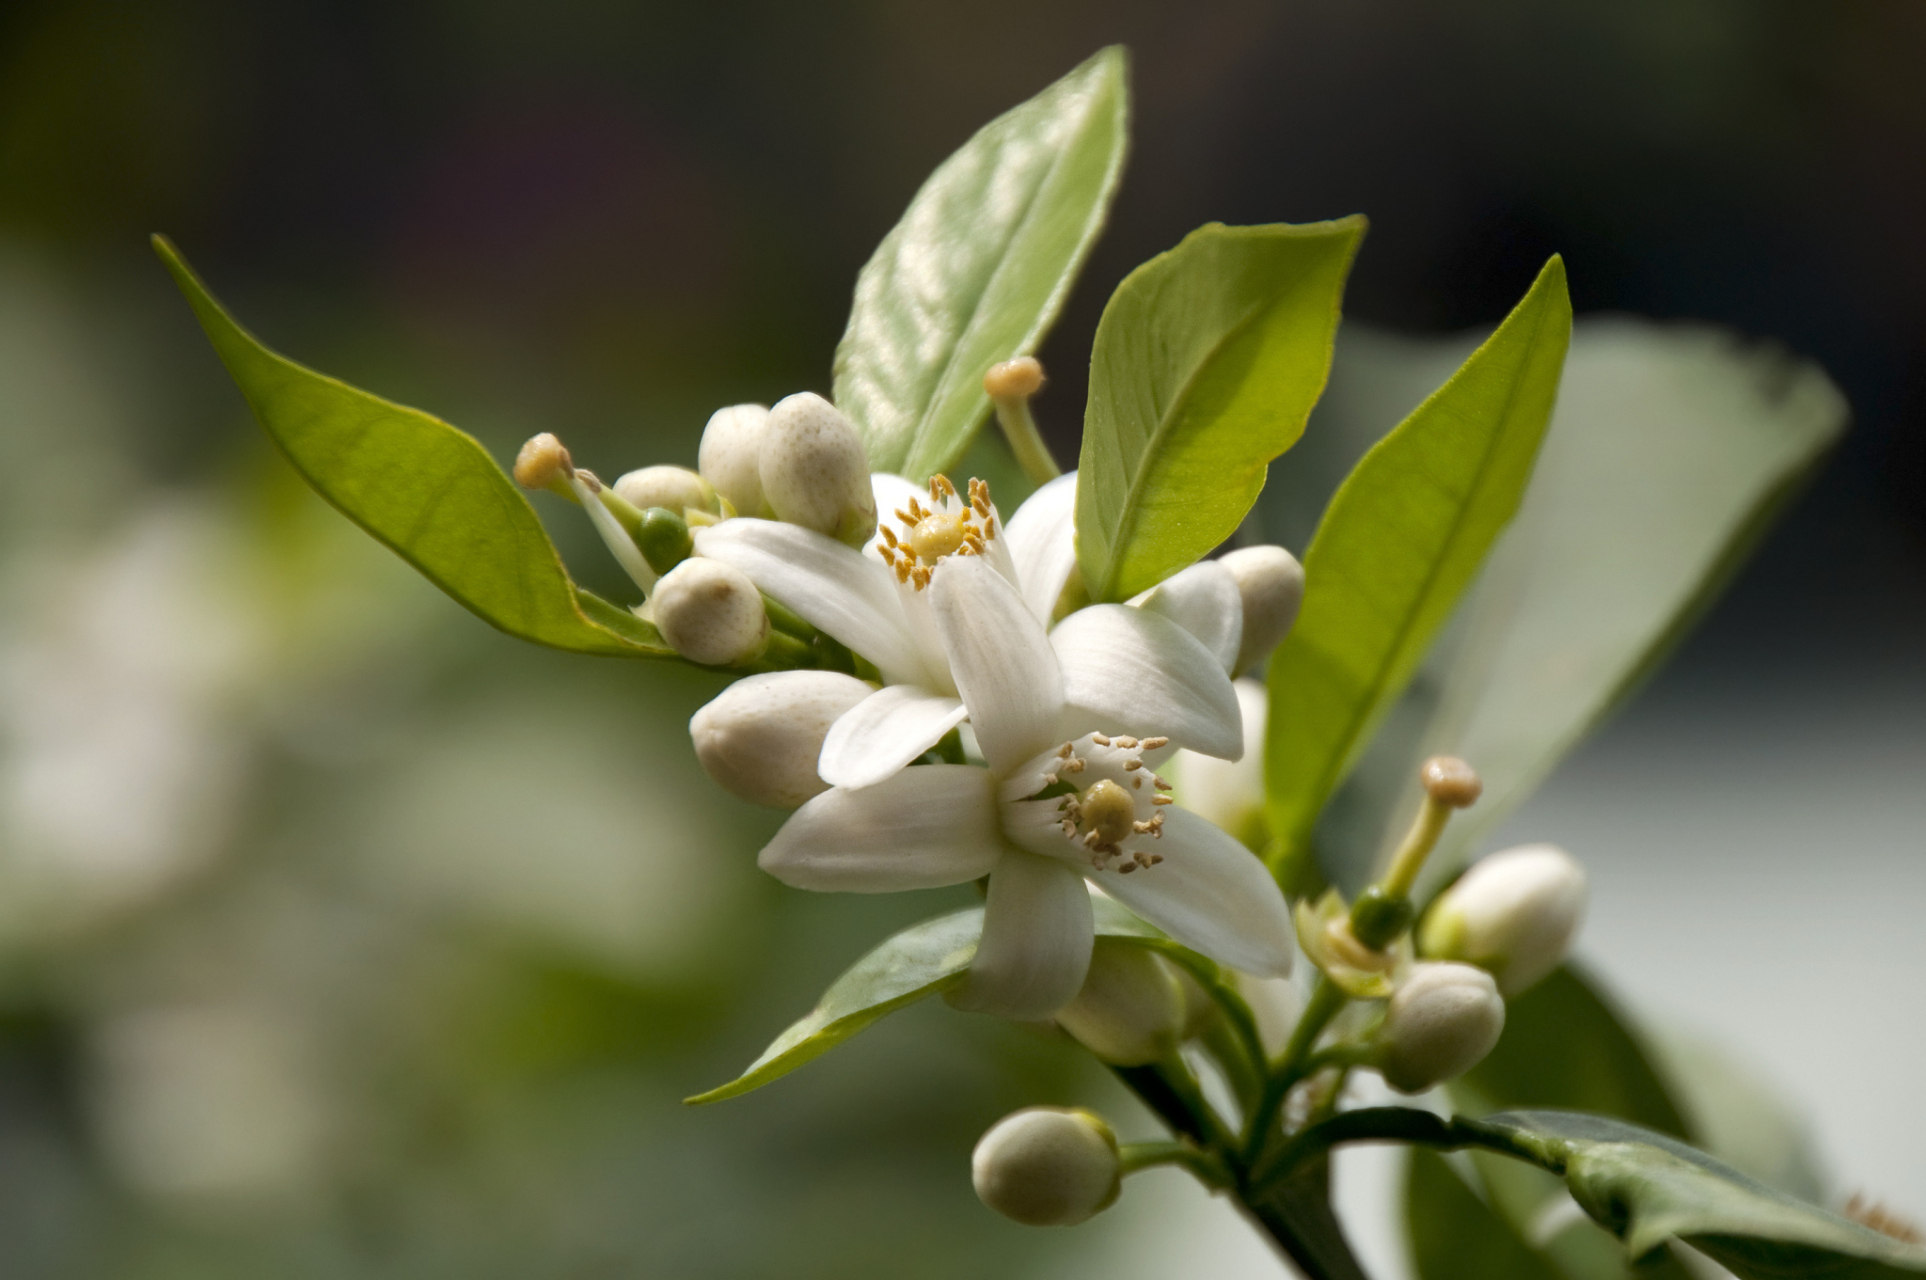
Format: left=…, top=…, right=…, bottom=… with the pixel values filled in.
left=1171, top=678, right=1268, bottom=850
left=1234, top=969, right=1303, bottom=1059
left=652, top=558, right=770, bottom=666
left=690, top=670, right=872, bottom=807
left=972, top=1108, right=1120, bottom=1227
left=698, top=404, right=772, bottom=516
left=613, top=464, right=720, bottom=518
left=1219, top=545, right=1305, bottom=677
left=1054, top=940, right=1186, bottom=1066
left=1418, top=843, right=1587, bottom=996
left=1374, top=961, right=1505, bottom=1094
left=759, top=392, right=877, bottom=546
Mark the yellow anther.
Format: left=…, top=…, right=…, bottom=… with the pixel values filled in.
left=1079, top=779, right=1136, bottom=847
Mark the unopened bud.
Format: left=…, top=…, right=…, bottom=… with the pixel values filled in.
left=1421, top=756, right=1483, bottom=808
left=652, top=558, right=770, bottom=666
left=698, top=404, right=772, bottom=517
left=1054, top=940, right=1185, bottom=1066
left=1374, top=961, right=1505, bottom=1094
left=513, top=433, right=574, bottom=494
left=1235, top=970, right=1303, bottom=1059
left=972, top=1108, right=1120, bottom=1227
left=635, top=507, right=694, bottom=575
left=613, top=465, right=720, bottom=519
left=984, top=356, right=1045, bottom=402
left=690, top=670, right=872, bottom=807
left=1171, top=678, right=1268, bottom=850
left=760, top=392, right=877, bottom=546
left=1418, top=844, right=1586, bottom=996
left=1220, top=545, right=1305, bottom=677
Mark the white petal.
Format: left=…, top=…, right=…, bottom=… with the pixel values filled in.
left=1171, top=678, right=1268, bottom=843
left=694, top=519, right=931, bottom=686
left=864, top=473, right=925, bottom=555
left=818, top=686, right=968, bottom=789
left=1003, top=471, right=1079, bottom=623
left=1128, top=561, right=1243, bottom=676
left=758, top=764, right=1002, bottom=891
left=953, top=851, right=1095, bottom=1019
left=1098, top=807, right=1294, bottom=977
left=1051, top=605, right=1244, bottom=761
left=929, top=556, right=1064, bottom=776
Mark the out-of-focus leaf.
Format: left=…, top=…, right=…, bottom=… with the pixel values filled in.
left=1648, top=1028, right=1829, bottom=1205
left=154, top=236, right=673, bottom=658
left=687, top=896, right=1198, bottom=1104
left=1308, top=320, right=1847, bottom=893
left=1265, top=260, right=1570, bottom=888
left=834, top=46, right=1128, bottom=482
left=1407, top=1148, right=1566, bottom=1280
left=1075, top=218, right=1365, bottom=603
left=1462, top=1110, right=1926, bottom=1278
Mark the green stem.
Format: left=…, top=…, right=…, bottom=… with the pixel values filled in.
left=1242, top=977, right=1347, bottom=1164
left=991, top=396, right=1061, bottom=485
left=1247, top=1107, right=1543, bottom=1195
left=1118, top=1141, right=1230, bottom=1187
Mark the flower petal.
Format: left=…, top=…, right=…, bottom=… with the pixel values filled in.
left=818, top=686, right=967, bottom=790
left=1129, top=560, right=1243, bottom=676
left=1002, top=471, right=1079, bottom=623
left=1097, top=807, right=1294, bottom=977
left=929, top=556, right=1064, bottom=775
left=758, top=764, right=1002, bottom=891
left=1051, top=604, right=1244, bottom=760
left=952, top=850, right=1095, bottom=1019
left=695, top=519, right=930, bottom=686
left=864, top=473, right=925, bottom=555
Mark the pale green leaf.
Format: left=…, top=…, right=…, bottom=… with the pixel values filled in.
left=1265, top=259, right=1571, bottom=886
left=834, top=45, right=1128, bottom=481
left=155, top=236, right=672, bottom=659
left=1075, top=218, right=1366, bottom=602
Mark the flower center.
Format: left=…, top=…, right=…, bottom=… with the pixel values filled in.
left=1039, top=733, right=1174, bottom=872
left=876, top=474, right=999, bottom=590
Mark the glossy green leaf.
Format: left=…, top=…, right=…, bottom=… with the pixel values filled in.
left=1464, top=1110, right=1926, bottom=1278
left=687, top=895, right=1196, bottom=1104
left=155, top=236, right=672, bottom=658
left=1407, top=1148, right=1566, bottom=1280
left=834, top=46, right=1128, bottom=482
left=1304, top=321, right=1847, bottom=892
left=1075, top=218, right=1366, bottom=603
left=1265, top=259, right=1571, bottom=884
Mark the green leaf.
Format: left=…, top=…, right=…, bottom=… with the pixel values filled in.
left=154, top=236, right=672, bottom=659
left=1308, top=322, right=1847, bottom=893
left=1407, top=1148, right=1567, bottom=1280
left=1464, top=1110, right=1926, bottom=1278
left=1264, top=258, right=1571, bottom=885
left=687, top=895, right=1208, bottom=1105
left=1075, top=217, right=1366, bottom=603
left=834, top=46, right=1129, bottom=482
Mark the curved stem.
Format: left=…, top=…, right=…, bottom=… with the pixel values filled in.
left=1247, top=1106, right=1550, bottom=1194
left=1118, top=1140, right=1231, bottom=1187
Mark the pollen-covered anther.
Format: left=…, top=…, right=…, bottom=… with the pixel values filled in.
left=1152, top=795, right=1173, bottom=806
left=1123, top=759, right=1142, bottom=771
left=1113, top=736, right=1139, bottom=749
left=1062, top=757, right=1085, bottom=774
left=1140, top=737, right=1168, bottom=750
left=1057, top=743, right=1074, bottom=759
left=1091, top=735, right=1111, bottom=747
left=1152, top=776, right=1171, bottom=791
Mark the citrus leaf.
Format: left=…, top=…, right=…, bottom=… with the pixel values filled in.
left=154, top=236, right=671, bottom=658
left=1075, top=218, right=1365, bottom=603
left=834, top=45, right=1128, bottom=482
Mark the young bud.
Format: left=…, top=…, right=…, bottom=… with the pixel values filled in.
left=613, top=465, right=720, bottom=518
left=972, top=1108, right=1120, bottom=1227
left=698, top=404, right=772, bottom=517
left=1374, top=961, right=1505, bottom=1094
left=1219, top=545, right=1305, bottom=677
left=1418, top=844, right=1587, bottom=996
left=635, top=507, right=694, bottom=575
left=689, top=670, right=872, bottom=807
left=513, top=432, right=575, bottom=494
left=652, top=558, right=770, bottom=667
left=1054, top=940, right=1185, bottom=1066
left=759, top=392, right=877, bottom=546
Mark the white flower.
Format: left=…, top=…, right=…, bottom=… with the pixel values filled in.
left=694, top=471, right=1246, bottom=793
left=752, top=555, right=1294, bottom=1018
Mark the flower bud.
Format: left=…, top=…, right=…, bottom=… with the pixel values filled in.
left=1374, top=961, right=1505, bottom=1094
left=635, top=507, right=694, bottom=575
left=1219, top=545, right=1304, bottom=677
left=1418, top=844, right=1586, bottom=996
left=652, top=558, right=770, bottom=666
left=1054, top=940, right=1185, bottom=1066
left=690, top=670, right=872, bottom=807
left=613, top=465, right=720, bottom=519
left=1171, top=678, right=1268, bottom=850
left=760, top=392, right=877, bottom=546
left=972, top=1108, right=1120, bottom=1227
left=698, top=404, right=772, bottom=517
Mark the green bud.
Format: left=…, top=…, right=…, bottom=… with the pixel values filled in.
left=1349, top=885, right=1414, bottom=951
left=635, top=507, right=693, bottom=575
left=1054, top=940, right=1185, bottom=1066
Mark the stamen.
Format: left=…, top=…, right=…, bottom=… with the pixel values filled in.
left=1152, top=795, right=1173, bottom=805
left=1091, top=734, right=1111, bottom=747
left=1152, top=776, right=1171, bottom=790
left=1123, top=759, right=1142, bottom=771
left=1062, top=757, right=1085, bottom=774
left=1140, top=736, right=1169, bottom=750
left=1131, top=777, right=1142, bottom=789
left=1114, top=736, right=1138, bottom=749
left=880, top=526, right=898, bottom=548
left=1056, top=743, right=1074, bottom=758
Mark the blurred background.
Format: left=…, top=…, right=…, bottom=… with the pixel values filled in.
left=0, top=2, right=1921, bottom=1276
